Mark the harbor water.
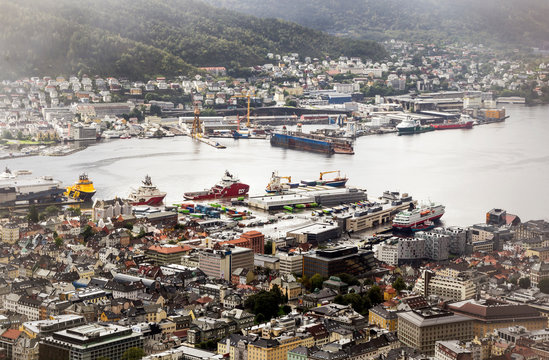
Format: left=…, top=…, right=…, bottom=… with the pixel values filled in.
left=5, top=104, right=549, bottom=226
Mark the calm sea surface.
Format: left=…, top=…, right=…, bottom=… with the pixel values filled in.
left=5, top=104, right=549, bottom=226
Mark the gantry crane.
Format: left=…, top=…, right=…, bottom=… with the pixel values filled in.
left=191, top=103, right=202, bottom=138
left=233, top=91, right=255, bottom=128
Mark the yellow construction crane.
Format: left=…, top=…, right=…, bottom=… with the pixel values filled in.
left=319, top=170, right=341, bottom=180
left=233, top=92, right=255, bottom=128
left=191, top=103, right=202, bottom=138
left=279, top=176, right=292, bottom=183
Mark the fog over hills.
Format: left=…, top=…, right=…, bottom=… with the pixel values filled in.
left=0, top=0, right=387, bottom=79
left=205, top=0, right=549, bottom=46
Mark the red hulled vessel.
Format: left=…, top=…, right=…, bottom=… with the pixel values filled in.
left=184, top=170, right=249, bottom=200
left=128, top=175, right=166, bottom=205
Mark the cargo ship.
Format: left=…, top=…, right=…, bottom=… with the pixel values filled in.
left=396, top=117, right=434, bottom=135
left=184, top=170, right=249, bottom=200
left=392, top=203, right=445, bottom=230
left=270, top=131, right=334, bottom=154
left=433, top=114, right=474, bottom=130
left=265, top=172, right=298, bottom=193
left=128, top=175, right=166, bottom=206
left=65, top=174, right=96, bottom=201
left=302, top=170, right=349, bottom=187
left=270, top=128, right=354, bottom=155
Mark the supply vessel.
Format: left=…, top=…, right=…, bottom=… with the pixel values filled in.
left=128, top=175, right=166, bottom=205
left=65, top=174, right=96, bottom=201
left=184, top=170, right=249, bottom=200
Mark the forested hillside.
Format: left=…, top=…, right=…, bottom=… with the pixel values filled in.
left=205, top=0, right=549, bottom=46
left=0, top=0, right=387, bottom=79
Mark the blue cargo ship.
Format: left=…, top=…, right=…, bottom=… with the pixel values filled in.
left=270, top=132, right=334, bottom=154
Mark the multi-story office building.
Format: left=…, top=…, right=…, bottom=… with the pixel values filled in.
left=376, top=240, right=398, bottom=266
left=199, top=249, right=231, bottom=281
left=145, top=245, right=191, bottom=265
left=278, top=252, right=303, bottom=276
left=397, top=308, right=474, bottom=355
left=302, top=246, right=375, bottom=278
left=414, top=269, right=476, bottom=301
left=199, top=247, right=253, bottom=281
left=39, top=324, right=143, bottom=360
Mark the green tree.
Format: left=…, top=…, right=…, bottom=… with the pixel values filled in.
left=44, top=205, right=59, bottom=217
left=2, top=130, right=13, bottom=139
left=336, top=273, right=359, bottom=286
left=28, top=205, right=39, bottom=223
left=244, top=286, right=286, bottom=321
left=149, top=104, right=162, bottom=116
left=255, top=313, right=265, bottom=324
left=121, top=347, right=145, bottom=360
left=367, top=285, right=383, bottom=305
left=299, top=275, right=311, bottom=291
left=392, top=277, right=407, bottom=293
left=538, top=278, right=549, bottom=294
left=81, top=225, right=94, bottom=241
left=310, top=274, right=325, bottom=291
left=519, top=277, right=531, bottom=289
left=55, top=237, right=64, bottom=248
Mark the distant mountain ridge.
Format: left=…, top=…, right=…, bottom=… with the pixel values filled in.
left=204, top=0, right=549, bottom=46
left=0, top=0, right=387, bottom=79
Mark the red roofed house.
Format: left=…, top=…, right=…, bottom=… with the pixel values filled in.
left=219, top=231, right=264, bottom=254
left=0, top=329, right=22, bottom=359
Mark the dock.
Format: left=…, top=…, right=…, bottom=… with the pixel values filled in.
left=193, top=136, right=227, bottom=149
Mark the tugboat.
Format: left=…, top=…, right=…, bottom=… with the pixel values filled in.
left=184, top=170, right=249, bottom=200
left=65, top=173, right=96, bottom=201
left=128, top=175, right=167, bottom=205
left=396, top=116, right=434, bottom=135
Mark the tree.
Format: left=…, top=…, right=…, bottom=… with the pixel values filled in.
left=367, top=285, right=383, bottom=305
left=310, top=274, right=325, bottom=291
left=81, top=225, right=94, bottom=241
left=2, top=130, right=13, bottom=139
left=149, top=104, right=162, bottom=116
left=392, top=277, right=407, bottom=293
left=121, top=347, right=145, bottom=360
left=55, top=237, right=64, bottom=248
left=244, top=287, right=286, bottom=322
left=538, top=278, right=549, bottom=294
left=336, top=273, right=359, bottom=286
left=519, top=277, right=531, bottom=289
left=28, top=205, right=39, bottom=223
left=44, top=205, right=59, bottom=217
left=508, top=273, right=519, bottom=285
